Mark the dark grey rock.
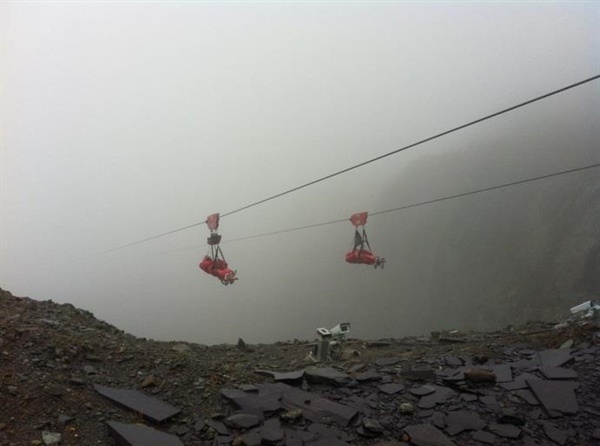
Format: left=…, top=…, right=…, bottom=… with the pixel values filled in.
left=471, top=430, right=495, bottom=444
left=193, top=420, right=205, bottom=432
left=378, top=383, right=405, bottom=395
left=527, top=379, right=579, bottom=414
left=537, top=349, right=573, bottom=367
left=255, top=369, right=305, bottom=383
left=375, top=357, right=400, bottom=366
left=205, top=419, right=229, bottom=435
left=305, top=367, right=353, bottom=387
left=261, top=418, right=283, bottom=445
left=444, top=411, right=486, bottom=436
left=403, top=367, right=436, bottom=381
left=239, top=432, right=261, bottom=446
left=514, top=389, right=541, bottom=406
left=540, top=421, right=571, bottom=445
left=227, top=383, right=357, bottom=426
left=479, top=395, right=501, bottom=412
left=417, top=386, right=455, bottom=409
left=347, top=363, right=365, bottom=373
left=501, top=373, right=540, bottom=390
left=57, top=414, right=73, bottom=425
left=403, top=424, right=456, bottom=446
left=538, top=366, right=578, bottom=380
left=498, top=409, right=526, bottom=426
left=363, top=418, right=384, bottom=433
left=490, top=364, right=512, bottom=383
left=94, top=384, right=181, bottom=423
left=431, top=411, right=445, bottom=429
left=488, top=423, right=521, bottom=439
left=224, top=414, right=261, bottom=429
left=106, top=421, right=184, bottom=446
left=443, top=356, right=463, bottom=367
left=409, top=385, right=436, bottom=397
left=168, top=425, right=190, bottom=436
left=461, top=393, right=478, bottom=403
left=356, top=371, right=382, bottom=382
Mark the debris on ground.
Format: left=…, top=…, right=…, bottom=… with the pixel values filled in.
left=1, top=288, right=599, bottom=445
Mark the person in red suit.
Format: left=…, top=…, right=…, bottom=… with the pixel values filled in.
left=344, top=212, right=385, bottom=269
left=199, top=256, right=237, bottom=285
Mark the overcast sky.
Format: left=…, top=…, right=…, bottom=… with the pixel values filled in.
left=2, top=2, right=599, bottom=344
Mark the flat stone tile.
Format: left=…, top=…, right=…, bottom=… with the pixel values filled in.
left=540, top=421, right=573, bottom=445
left=409, top=385, right=436, bottom=397
left=537, top=349, right=573, bottom=368
left=444, top=411, right=486, bottom=436
left=403, top=424, right=456, bottom=446
left=378, top=383, right=405, bottom=395
left=471, top=430, right=495, bottom=444
left=375, top=357, right=400, bottom=366
left=255, top=369, right=305, bottom=383
left=490, top=364, right=513, bottom=383
left=514, top=389, right=541, bottom=406
left=106, top=421, right=184, bottom=446
left=488, top=423, right=521, bottom=439
left=501, top=373, right=540, bottom=390
left=538, top=366, right=578, bottom=380
left=94, top=385, right=180, bottom=423
left=527, top=379, right=579, bottom=414
left=356, top=371, right=382, bottom=382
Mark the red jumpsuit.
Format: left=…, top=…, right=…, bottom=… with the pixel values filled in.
left=345, top=250, right=378, bottom=265
left=199, top=256, right=237, bottom=285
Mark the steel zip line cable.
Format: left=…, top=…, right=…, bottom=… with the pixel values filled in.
left=127, top=162, right=599, bottom=258
left=98, top=74, right=600, bottom=255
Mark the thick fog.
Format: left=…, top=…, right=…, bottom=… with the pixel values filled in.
left=2, top=2, right=599, bottom=344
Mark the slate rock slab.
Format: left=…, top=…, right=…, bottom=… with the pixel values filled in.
left=403, top=424, right=456, bottom=446
left=261, top=418, right=284, bottom=444
left=443, top=356, right=464, bottom=367
left=356, top=371, right=382, bottom=382
left=224, top=413, right=261, bottom=429
left=490, top=364, right=513, bottom=383
left=221, top=388, right=281, bottom=413
left=444, top=411, right=486, bottom=436
left=255, top=369, right=305, bottom=383
left=488, top=423, right=521, bottom=439
left=94, top=385, right=181, bottom=423
left=206, top=419, right=229, bottom=435
left=224, top=383, right=358, bottom=426
left=417, top=386, right=455, bottom=409
left=305, top=368, right=354, bottom=387
left=107, top=421, right=184, bottom=446
left=402, top=367, right=437, bottom=382
left=514, top=389, right=541, bottom=406
left=378, top=383, right=405, bottom=395
left=537, top=349, right=573, bottom=367
left=374, top=357, right=400, bottom=366
left=538, top=366, right=578, bottom=380
left=527, top=379, right=579, bottom=414
left=501, top=373, right=540, bottom=390
left=540, top=421, right=574, bottom=445
left=471, top=430, right=495, bottom=444
left=409, top=385, right=436, bottom=397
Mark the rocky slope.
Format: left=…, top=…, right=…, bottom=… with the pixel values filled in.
left=1, top=288, right=599, bottom=446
